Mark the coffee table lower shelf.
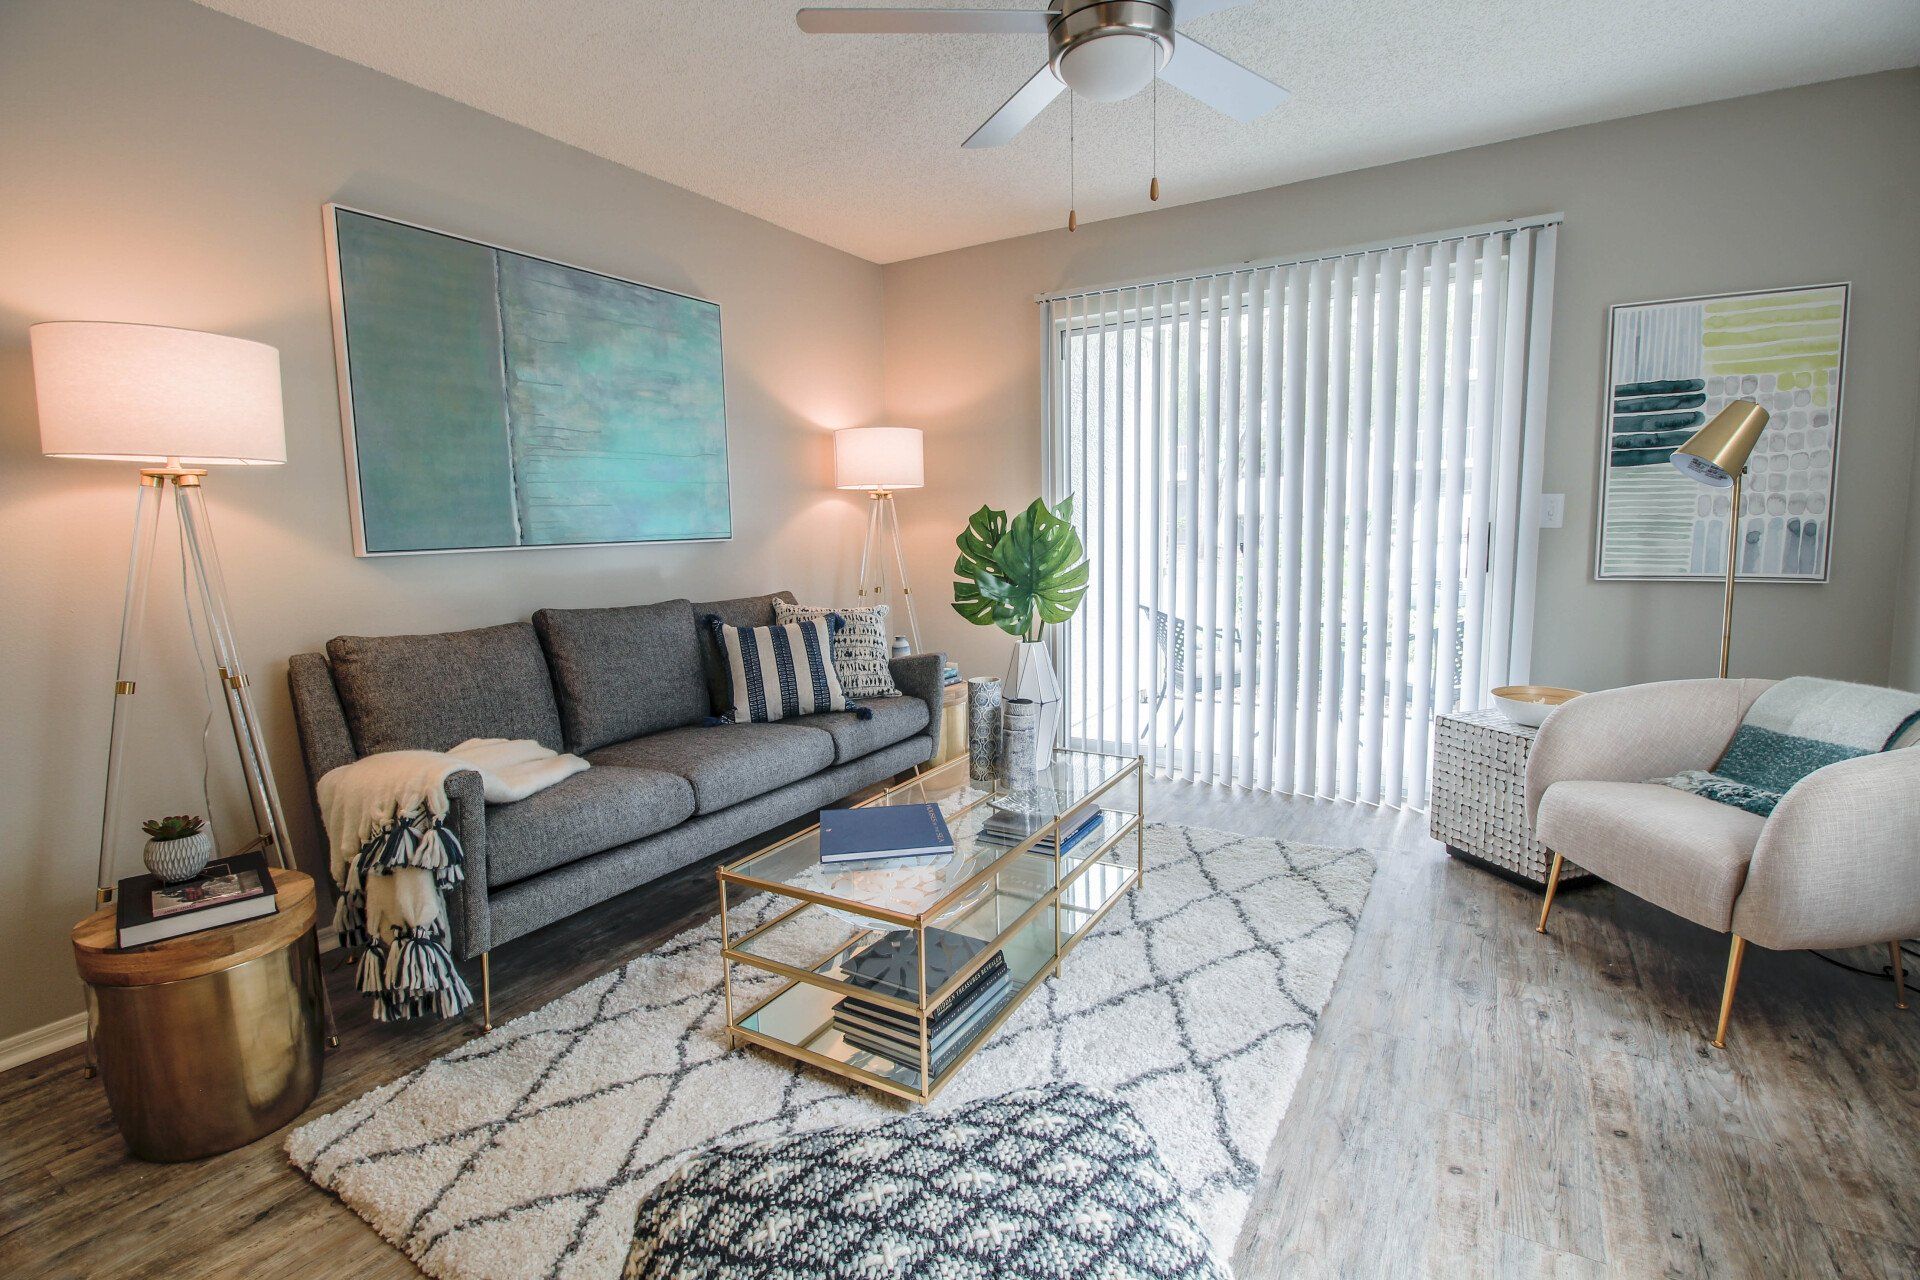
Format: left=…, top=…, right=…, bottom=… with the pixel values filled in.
left=723, top=809, right=1143, bottom=1105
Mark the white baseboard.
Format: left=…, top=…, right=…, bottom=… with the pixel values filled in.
left=2, top=925, right=340, bottom=1075
left=0, top=1011, right=88, bottom=1073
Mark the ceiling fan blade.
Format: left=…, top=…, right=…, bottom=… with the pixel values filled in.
left=796, top=8, right=1053, bottom=34
left=963, top=63, right=1065, bottom=148
left=1173, top=0, right=1256, bottom=18
left=1159, top=34, right=1289, bottom=122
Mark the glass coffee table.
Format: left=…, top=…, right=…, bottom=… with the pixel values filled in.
left=717, top=750, right=1144, bottom=1104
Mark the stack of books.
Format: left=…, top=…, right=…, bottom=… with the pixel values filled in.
left=115, top=851, right=278, bottom=948
left=818, top=802, right=954, bottom=864
left=941, top=661, right=962, bottom=687
left=978, top=805, right=1103, bottom=856
left=833, top=927, right=1010, bottom=1074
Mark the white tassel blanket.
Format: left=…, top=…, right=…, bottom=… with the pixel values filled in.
left=318, top=738, right=588, bottom=1022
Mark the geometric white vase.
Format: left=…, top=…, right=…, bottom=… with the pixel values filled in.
left=143, top=829, right=214, bottom=883
left=1005, top=639, right=1061, bottom=767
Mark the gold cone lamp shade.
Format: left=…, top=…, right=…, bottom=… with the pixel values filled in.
left=1670, top=398, right=1771, bottom=678
left=1671, top=398, right=1769, bottom=487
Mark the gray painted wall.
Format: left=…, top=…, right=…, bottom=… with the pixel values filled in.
left=1898, top=433, right=1920, bottom=690
left=882, top=71, right=1920, bottom=696
left=0, top=0, right=885, bottom=1045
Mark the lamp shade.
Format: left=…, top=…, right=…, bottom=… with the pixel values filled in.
left=834, top=426, right=924, bottom=491
left=31, top=321, right=286, bottom=465
left=1671, top=398, right=1769, bottom=489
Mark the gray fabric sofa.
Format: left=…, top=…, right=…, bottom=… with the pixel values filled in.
left=287, top=590, right=943, bottom=1006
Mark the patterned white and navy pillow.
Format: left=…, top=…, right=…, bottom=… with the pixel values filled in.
left=775, top=600, right=902, bottom=700
left=703, top=613, right=869, bottom=724
left=625, top=1082, right=1229, bottom=1280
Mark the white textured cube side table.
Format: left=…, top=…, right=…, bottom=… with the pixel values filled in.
left=1430, top=709, right=1589, bottom=888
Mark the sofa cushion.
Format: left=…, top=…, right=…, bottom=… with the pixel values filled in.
left=588, top=721, right=834, bottom=814
left=692, top=590, right=796, bottom=715
left=327, top=622, right=564, bottom=755
left=794, top=696, right=930, bottom=764
left=706, top=614, right=854, bottom=723
left=774, top=600, right=901, bottom=700
left=533, top=600, right=710, bottom=753
left=485, top=764, right=695, bottom=888
left=1536, top=780, right=1766, bottom=932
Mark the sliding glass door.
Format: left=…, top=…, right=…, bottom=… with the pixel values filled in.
left=1043, top=222, right=1558, bottom=807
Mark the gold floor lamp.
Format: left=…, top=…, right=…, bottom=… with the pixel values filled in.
left=31, top=320, right=337, bottom=1053
left=1671, top=398, right=1771, bottom=677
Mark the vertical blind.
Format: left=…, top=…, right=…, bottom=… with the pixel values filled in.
left=1041, top=217, right=1559, bottom=808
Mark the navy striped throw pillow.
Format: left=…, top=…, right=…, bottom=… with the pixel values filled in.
left=702, top=614, right=869, bottom=724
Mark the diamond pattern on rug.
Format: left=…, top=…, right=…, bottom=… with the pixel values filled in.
left=287, top=823, right=1375, bottom=1280
left=625, top=1083, right=1229, bottom=1280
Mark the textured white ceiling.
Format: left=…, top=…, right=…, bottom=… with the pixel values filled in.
left=192, top=0, right=1920, bottom=263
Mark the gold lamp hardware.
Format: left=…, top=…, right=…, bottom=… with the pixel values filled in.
left=1671, top=398, right=1770, bottom=678
left=1673, top=399, right=1769, bottom=486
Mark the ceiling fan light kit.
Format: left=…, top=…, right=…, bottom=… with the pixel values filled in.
left=796, top=1, right=1289, bottom=145
left=1050, top=2, right=1171, bottom=102
left=797, top=0, right=1286, bottom=231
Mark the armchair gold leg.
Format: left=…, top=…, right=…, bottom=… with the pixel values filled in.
left=1535, top=852, right=1566, bottom=934
left=1892, top=942, right=1907, bottom=1011
left=481, top=952, right=493, bottom=1033
left=1711, top=934, right=1747, bottom=1049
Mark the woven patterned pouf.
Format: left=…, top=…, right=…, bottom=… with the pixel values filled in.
left=1430, top=709, right=1589, bottom=888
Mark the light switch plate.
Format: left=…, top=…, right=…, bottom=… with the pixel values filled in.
left=1540, top=493, right=1565, bottom=529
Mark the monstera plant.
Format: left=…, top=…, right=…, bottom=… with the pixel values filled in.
left=950, top=496, right=1089, bottom=642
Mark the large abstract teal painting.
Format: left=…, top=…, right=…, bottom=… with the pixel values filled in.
left=325, top=206, right=731, bottom=554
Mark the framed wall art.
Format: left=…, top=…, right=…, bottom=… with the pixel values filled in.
left=1594, top=282, right=1848, bottom=582
left=323, top=204, right=731, bottom=555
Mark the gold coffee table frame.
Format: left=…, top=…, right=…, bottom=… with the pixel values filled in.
left=718, top=751, right=1144, bottom=1104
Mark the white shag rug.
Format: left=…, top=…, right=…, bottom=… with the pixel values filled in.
left=288, top=823, right=1375, bottom=1280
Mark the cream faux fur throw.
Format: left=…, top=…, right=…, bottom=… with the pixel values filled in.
left=318, top=739, right=587, bottom=1021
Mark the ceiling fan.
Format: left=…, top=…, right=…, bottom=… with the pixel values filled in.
left=796, top=1, right=1290, bottom=148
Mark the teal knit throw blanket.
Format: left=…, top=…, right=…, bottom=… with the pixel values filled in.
left=1658, top=677, right=1920, bottom=817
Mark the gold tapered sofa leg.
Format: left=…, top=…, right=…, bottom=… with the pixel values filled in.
left=1711, top=935, right=1747, bottom=1048
left=481, top=952, right=493, bottom=1033
left=1892, top=942, right=1908, bottom=1011
left=1535, top=852, right=1566, bottom=934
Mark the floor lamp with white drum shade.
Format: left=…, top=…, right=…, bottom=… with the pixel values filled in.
left=30, top=324, right=317, bottom=1002
left=835, top=425, right=925, bottom=653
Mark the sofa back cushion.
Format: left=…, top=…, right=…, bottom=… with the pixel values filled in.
left=692, top=590, right=796, bottom=714
left=326, top=621, right=565, bottom=755
left=533, top=599, right=710, bottom=753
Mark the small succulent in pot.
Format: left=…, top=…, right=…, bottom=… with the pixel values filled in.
left=141, top=814, right=213, bottom=884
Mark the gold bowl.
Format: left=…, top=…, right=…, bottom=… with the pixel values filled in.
left=1490, top=684, right=1582, bottom=728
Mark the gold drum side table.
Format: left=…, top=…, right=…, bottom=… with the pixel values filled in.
left=71, top=868, right=323, bottom=1161
left=930, top=679, right=969, bottom=768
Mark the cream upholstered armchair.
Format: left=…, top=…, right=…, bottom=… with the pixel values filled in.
left=1524, top=678, right=1920, bottom=1047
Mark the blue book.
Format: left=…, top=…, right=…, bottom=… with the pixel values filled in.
left=819, top=803, right=954, bottom=863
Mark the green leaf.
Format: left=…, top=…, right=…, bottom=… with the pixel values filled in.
left=946, top=495, right=1089, bottom=639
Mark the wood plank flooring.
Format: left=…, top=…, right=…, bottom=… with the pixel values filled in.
left=3, top=779, right=1916, bottom=1278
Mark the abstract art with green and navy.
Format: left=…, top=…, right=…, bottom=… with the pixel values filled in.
left=1596, top=283, right=1846, bottom=582
left=331, top=208, right=730, bottom=553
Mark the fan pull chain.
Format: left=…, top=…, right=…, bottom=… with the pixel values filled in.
left=1150, top=75, right=1160, bottom=202
left=1067, top=90, right=1078, bottom=233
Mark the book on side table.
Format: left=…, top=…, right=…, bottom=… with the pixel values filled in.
left=116, top=850, right=278, bottom=947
